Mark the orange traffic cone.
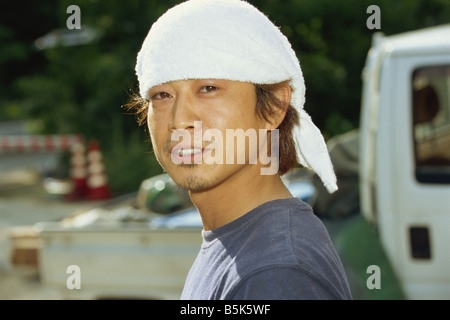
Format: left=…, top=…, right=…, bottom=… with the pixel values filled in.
left=66, top=136, right=88, bottom=201
left=86, top=139, right=111, bottom=200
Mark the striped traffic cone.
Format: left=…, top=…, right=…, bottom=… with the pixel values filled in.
left=86, top=139, right=111, bottom=200
left=66, top=136, right=88, bottom=201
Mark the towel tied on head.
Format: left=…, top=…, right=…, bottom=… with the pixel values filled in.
left=136, top=0, right=338, bottom=193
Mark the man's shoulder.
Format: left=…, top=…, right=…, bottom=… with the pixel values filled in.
left=229, top=197, right=351, bottom=299
left=246, top=197, right=331, bottom=250
left=182, top=197, right=352, bottom=300
left=249, top=197, right=318, bottom=230
left=228, top=265, right=346, bottom=299
left=250, top=197, right=321, bottom=227
left=237, top=198, right=334, bottom=268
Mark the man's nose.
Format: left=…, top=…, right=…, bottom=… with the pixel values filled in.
left=168, top=91, right=200, bottom=131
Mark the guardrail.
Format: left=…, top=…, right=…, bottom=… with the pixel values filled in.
left=0, top=134, right=83, bottom=154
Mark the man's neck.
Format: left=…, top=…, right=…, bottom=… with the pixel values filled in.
left=189, top=166, right=293, bottom=231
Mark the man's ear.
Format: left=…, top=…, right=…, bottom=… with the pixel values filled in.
left=265, top=81, right=292, bottom=130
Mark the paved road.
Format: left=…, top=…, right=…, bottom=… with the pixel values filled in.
left=0, top=170, right=98, bottom=299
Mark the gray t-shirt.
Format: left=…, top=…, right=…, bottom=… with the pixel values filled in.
left=180, top=198, right=352, bottom=300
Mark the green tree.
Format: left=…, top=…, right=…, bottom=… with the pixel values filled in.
left=252, top=0, right=450, bottom=137
left=0, top=1, right=58, bottom=119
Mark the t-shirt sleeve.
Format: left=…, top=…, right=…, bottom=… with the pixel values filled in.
left=228, top=266, right=341, bottom=300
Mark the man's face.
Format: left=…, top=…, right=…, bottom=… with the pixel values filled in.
left=147, top=79, right=269, bottom=191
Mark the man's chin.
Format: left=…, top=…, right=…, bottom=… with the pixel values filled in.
left=179, top=176, right=215, bottom=193
left=165, top=164, right=215, bottom=192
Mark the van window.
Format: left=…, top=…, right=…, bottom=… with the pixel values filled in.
left=412, top=65, right=450, bottom=184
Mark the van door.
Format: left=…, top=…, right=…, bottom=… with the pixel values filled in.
left=393, top=56, right=450, bottom=299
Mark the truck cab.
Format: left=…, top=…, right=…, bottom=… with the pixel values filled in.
left=360, top=24, right=450, bottom=299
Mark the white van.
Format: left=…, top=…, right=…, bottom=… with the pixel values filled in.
left=360, top=24, right=450, bottom=299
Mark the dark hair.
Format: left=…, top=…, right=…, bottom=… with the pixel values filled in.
left=124, top=82, right=299, bottom=175
left=254, top=83, right=299, bottom=175
left=124, top=91, right=149, bottom=127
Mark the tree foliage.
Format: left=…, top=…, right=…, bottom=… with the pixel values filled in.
left=1, top=0, right=449, bottom=192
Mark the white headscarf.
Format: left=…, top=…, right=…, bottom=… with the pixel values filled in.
left=136, top=0, right=337, bottom=193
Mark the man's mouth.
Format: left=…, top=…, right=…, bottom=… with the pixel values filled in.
left=170, top=144, right=209, bottom=165
left=177, top=148, right=203, bottom=157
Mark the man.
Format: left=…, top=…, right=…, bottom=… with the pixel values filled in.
left=131, top=0, right=352, bottom=299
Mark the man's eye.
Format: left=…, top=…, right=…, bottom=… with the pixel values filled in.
left=151, top=92, right=172, bottom=100
left=199, top=86, right=218, bottom=93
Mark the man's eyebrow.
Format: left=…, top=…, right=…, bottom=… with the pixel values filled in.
left=147, top=83, right=170, bottom=95
left=146, top=88, right=157, bottom=99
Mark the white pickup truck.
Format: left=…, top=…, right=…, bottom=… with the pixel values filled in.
left=359, top=24, right=450, bottom=299
left=35, top=173, right=202, bottom=300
